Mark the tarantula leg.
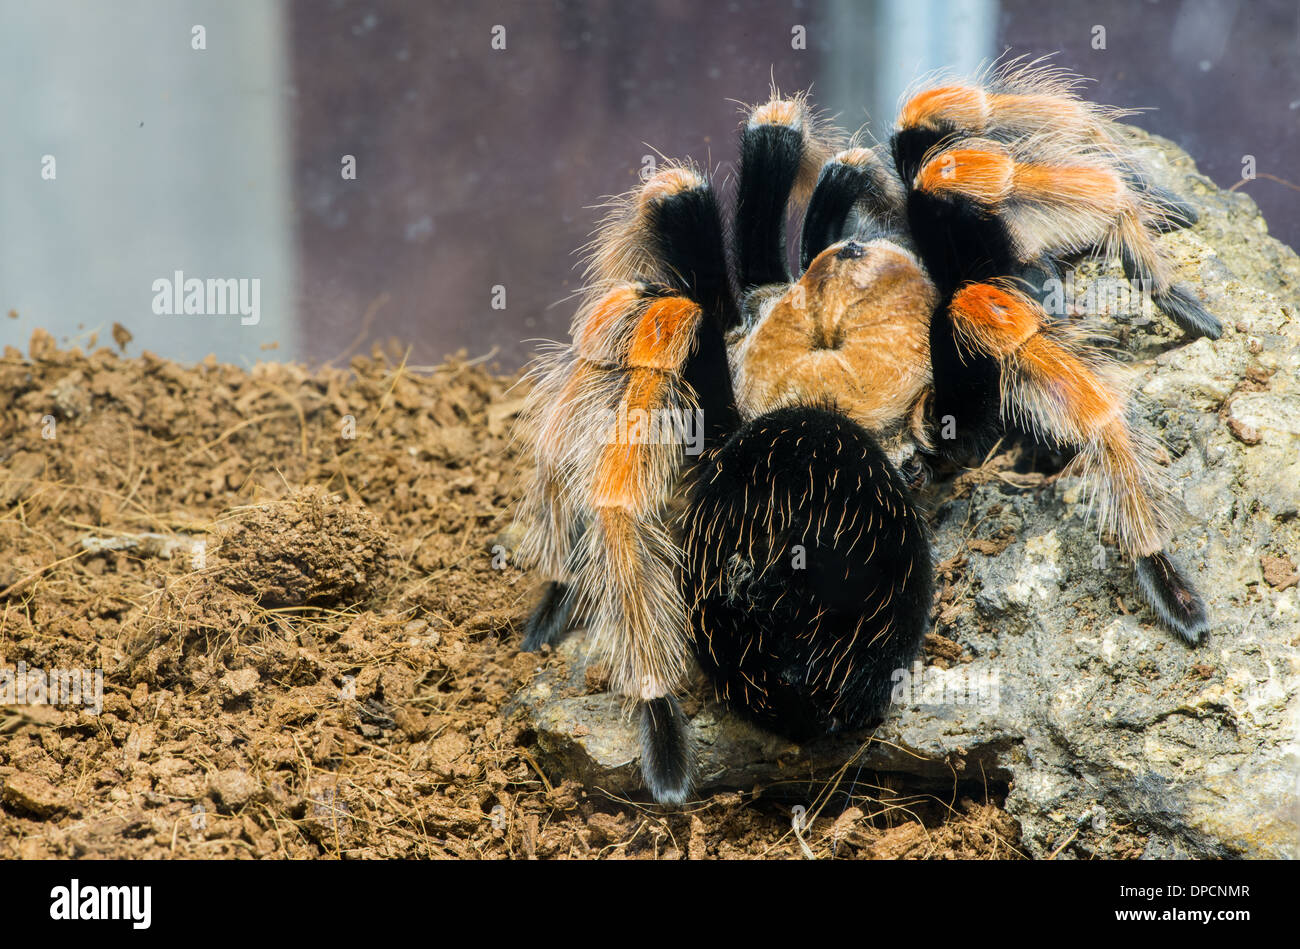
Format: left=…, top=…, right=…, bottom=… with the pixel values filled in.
left=683, top=405, right=932, bottom=738
left=799, top=159, right=865, bottom=271
left=513, top=156, right=746, bottom=804
left=1143, top=186, right=1199, bottom=232
left=799, top=146, right=904, bottom=271
left=1121, top=166, right=1199, bottom=232
left=910, top=139, right=1223, bottom=340
left=894, top=66, right=1224, bottom=341
left=639, top=696, right=693, bottom=805
left=640, top=168, right=736, bottom=328
left=1136, top=552, right=1210, bottom=643
left=521, top=580, right=574, bottom=652
left=1118, top=241, right=1222, bottom=339
left=893, top=65, right=1135, bottom=176
left=734, top=93, right=838, bottom=291
left=636, top=171, right=741, bottom=436
left=896, top=162, right=1012, bottom=458
left=947, top=281, right=1210, bottom=643
left=735, top=103, right=803, bottom=288
left=1009, top=254, right=1067, bottom=316
left=891, top=84, right=982, bottom=185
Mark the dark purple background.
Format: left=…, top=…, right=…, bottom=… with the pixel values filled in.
left=288, top=0, right=1298, bottom=369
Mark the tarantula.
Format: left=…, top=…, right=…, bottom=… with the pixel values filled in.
left=510, top=61, right=1216, bottom=804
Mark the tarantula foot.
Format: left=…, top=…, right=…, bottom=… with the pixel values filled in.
left=899, top=453, right=930, bottom=491
left=1136, top=552, right=1210, bottom=644
left=1154, top=284, right=1222, bottom=340
left=639, top=697, right=694, bottom=806
left=520, top=581, right=574, bottom=652
left=1018, top=255, right=1065, bottom=315
left=1145, top=184, right=1200, bottom=232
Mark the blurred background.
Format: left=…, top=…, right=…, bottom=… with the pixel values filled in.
left=1, top=0, right=1296, bottom=369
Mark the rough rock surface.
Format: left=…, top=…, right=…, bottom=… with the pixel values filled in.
left=510, top=133, right=1300, bottom=859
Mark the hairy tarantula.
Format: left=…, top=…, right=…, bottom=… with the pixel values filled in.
left=510, top=61, right=1217, bottom=804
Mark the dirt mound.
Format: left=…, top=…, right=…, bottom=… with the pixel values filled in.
left=216, top=488, right=392, bottom=608
left=0, top=332, right=1014, bottom=859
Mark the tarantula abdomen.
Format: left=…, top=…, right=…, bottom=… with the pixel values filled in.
left=683, top=405, right=933, bottom=740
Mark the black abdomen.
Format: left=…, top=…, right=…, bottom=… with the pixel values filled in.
left=683, top=405, right=932, bottom=741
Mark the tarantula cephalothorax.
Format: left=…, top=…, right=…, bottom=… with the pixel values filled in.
left=510, top=61, right=1217, bottom=804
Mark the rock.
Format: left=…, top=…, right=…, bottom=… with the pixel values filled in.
left=2, top=772, right=71, bottom=819
left=221, top=667, right=261, bottom=699
left=509, top=630, right=1012, bottom=793
left=510, top=131, right=1300, bottom=859
left=0, top=450, right=46, bottom=508
left=111, top=322, right=133, bottom=352
left=49, top=370, right=91, bottom=419
left=427, top=424, right=479, bottom=465
left=206, top=769, right=263, bottom=812
left=27, top=327, right=56, bottom=362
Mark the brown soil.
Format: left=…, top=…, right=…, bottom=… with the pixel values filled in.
left=0, top=331, right=1019, bottom=859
